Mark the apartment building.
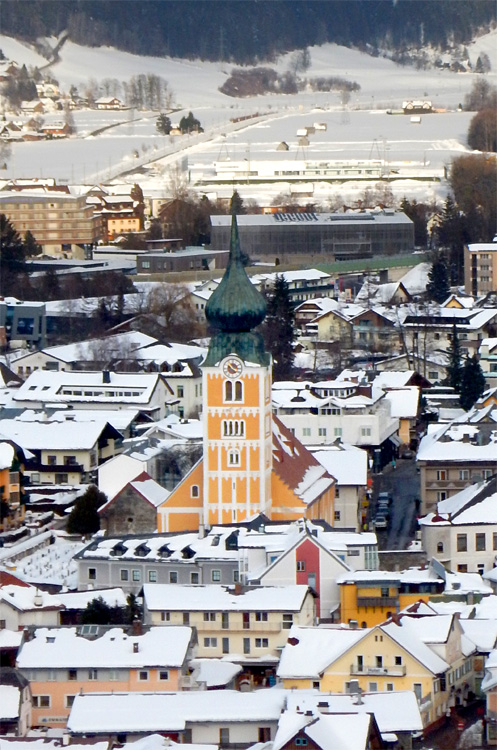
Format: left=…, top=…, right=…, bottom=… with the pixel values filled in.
left=0, top=186, right=103, bottom=257
left=464, top=242, right=497, bottom=297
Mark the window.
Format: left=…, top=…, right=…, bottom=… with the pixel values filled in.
left=255, top=638, right=269, bottom=648
left=457, top=534, right=467, bottom=552
left=120, top=569, right=129, bottom=581
left=88, top=669, right=98, bottom=680
left=258, top=728, right=271, bottom=743
left=369, top=682, right=378, bottom=692
left=296, top=560, right=306, bottom=572
left=233, top=570, right=240, bottom=583
left=243, top=637, right=250, bottom=654
left=63, top=455, right=77, bottom=466
left=161, top=612, right=170, bottom=622
left=302, top=427, right=311, bottom=437
left=191, top=485, right=199, bottom=498
left=222, top=612, right=229, bottom=629
left=477, top=564, right=485, bottom=575
left=204, top=637, right=218, bottom=647
left=381, top=587, right=389, bottom=597
left=395, top=656, right=402, bottom=666
left=428, top=371, right=439, bottom=380
left=376, top=656, right=383, bottom=668
left=148, top=570, right=157, bottom=583
left=361, top=427, right=372, bottom=437
left=159, top=670, right=169, bottom=681
left=222, top=419, right=245, bottom=437
left=413, top=683, right=423, bottom=701
left=211, top=570, right=221, bottom=582
left=55, top=473, right=68, bottom=484
left=225, top=380, right=243, bottom=402
left=437, top=491, right=447, bottom=502
left=458, top=564, right=468, bottom=573
left=66, top=695, right=76, bottom=708
left=493, top=533, right=497, bottom=551
left=228, top=450, right=240, bottom=466
left=132, top=570, right=141, bottom=582
left=88, top=568, right=96, bottom=580
left=183, top=612, right=190, bottom=625
left=138, top=671, right=149, bottom=681
left=436, top=469, right=447, bottom=481
left=255, top=612, right=268, bottom=621
left=47, top=669, right=57, bottom=681
left=47, top=455, right=56, bottom=466
left=282, top=613, right=293, bottom=629
left=295, top=739, right=308, bottom=746
left=220, top=728, right=230, bottom=746
left=334, top=427, right=343, bottom=437
left=68, top=669, right=77, bottom=681
left=204, top=612, right=216, bottom=622
left=191, top=572, right=200, bottom=584
left=312, top=680, right=320, bottom=690
left=476, top=533, right=486, bottom=551
left=109, top=670, right=120, bottom=681
left=459, top=469, right=470, bottom=481
left=33, top=695, right=50, bottom=708
left=318, top=427, right=327, bottom=437
left=334, top=510, right=341, bottom=521
left=177, top=386, right=184, bottom=398
left=437, top=542, right=444, bottom=553
left=169, top=571, right=178, bottom=584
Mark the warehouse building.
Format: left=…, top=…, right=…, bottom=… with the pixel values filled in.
left=210, top=210, right=414, bottom=263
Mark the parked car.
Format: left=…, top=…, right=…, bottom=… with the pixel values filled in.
left=374, top=513, right=388, bottom=529
left=377, top=492, right=392, bottom=505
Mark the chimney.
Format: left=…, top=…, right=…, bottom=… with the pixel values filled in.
left=233, top=583, right=243, bottom=596
left=33, top=589, right=43, bottom=607
left=102, top=370, right=111, bottom=384
left=132, top=618, right=143, bottom=636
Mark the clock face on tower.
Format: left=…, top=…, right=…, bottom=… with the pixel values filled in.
left=223, top=357, right=243, bottom=378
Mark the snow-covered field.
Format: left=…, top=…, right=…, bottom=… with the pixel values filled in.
left=1, top=30, right=496, bottom=204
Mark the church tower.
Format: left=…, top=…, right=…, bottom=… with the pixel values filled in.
left=202, top=215, right=273, bottom=526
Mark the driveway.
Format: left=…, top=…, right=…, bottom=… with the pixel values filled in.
left=372, top=458, right=421, bottom=550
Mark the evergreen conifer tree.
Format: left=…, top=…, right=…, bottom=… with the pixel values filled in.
left=0, top=214, right=28, bottom=295
left=66, top=485, right=107, bottom=535
left=426, top=255, right=450, bottom=303
left=446, top=322, right=463, bottom=392
left=229, top=190, right=245, bottom=215
left=24, top=230, right=42, bottom=257
left=262, top=275, right=296, bottom=381
left=460, top=354, right=486, bottom=410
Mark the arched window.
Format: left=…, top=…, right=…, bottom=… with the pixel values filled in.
left=228, top=450, right=240, bottom=466
left=225, top=380, right=243, bottom=402
left=222, top=420, right=245, bottom=437
left=437, top=541, right=444, bottom=553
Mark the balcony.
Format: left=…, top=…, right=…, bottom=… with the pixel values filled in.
left=356, top=596, right=398, bottom=608
left=350, top=663, right=406, bottom=677
left=200, top=620, right=282, bottom=632
left=419, top=692, right=432, bottom=709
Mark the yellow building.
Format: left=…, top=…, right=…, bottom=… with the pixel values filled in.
left=0, top=441, right=25, bottom=532
left=278, top=615, right=473, bottom=731
left=157, top=216, right=335, bottom=533
left=337, top=569, right=445, bottom=627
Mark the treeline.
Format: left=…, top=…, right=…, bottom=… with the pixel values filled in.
left=2, top=0, right=496, bottom=64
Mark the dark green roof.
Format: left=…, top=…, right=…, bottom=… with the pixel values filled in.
left=204, top=214, right=269, bottom=367
left=205, top=214, right=266, bottom=333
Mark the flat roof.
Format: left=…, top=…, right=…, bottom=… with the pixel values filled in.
left=211, top=211, right=413, bottom=227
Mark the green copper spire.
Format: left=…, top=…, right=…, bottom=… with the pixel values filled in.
left=204, top=213, right=269, bottom=367
left=206, top=214, right=266, bottom=332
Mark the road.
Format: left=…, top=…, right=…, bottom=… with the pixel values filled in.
left=372, top=458, right=420, bottom=551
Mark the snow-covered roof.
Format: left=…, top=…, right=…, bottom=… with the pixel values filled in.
left=417, top=422, right=497, bottom=463
left=14, top=332, right=157, bottom=365
left=0, top=685, right=20, bottom=720
left=0, top=441, right=15, bottom=470
left=17, top=626, right=192, bottom=669
left=0, top=584, right=63, bottom=613
left=277, top=625, right=367, bottom=679
left=191, top=658, right=242, bottom=688
left=274, top=710, right=372, bottom=750
left=284, top=690, right=423, bottom=734
left=336, top=567, right=442, bottom=586
left=383, top=387, right=420, bottom=419
left=142, top=584, right=310, bottom=613
left=380, top=619, right=449, bottom=674
left=12, top=370, right=164, bottom=406
left=67, top=689, right=288, bottom=734
left=461, top=619, right=497, bottom=653
left=0, top=418, right=117, bottom=451
left=17, top=407, right=139, bottom=432
left=311, top=444, right=368, bottom=486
